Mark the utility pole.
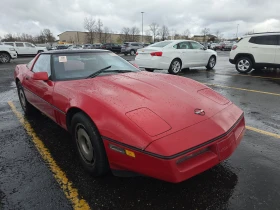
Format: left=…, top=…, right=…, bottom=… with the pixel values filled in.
left=141, top=12, right=144, bottom=43
left=236, top=24, right=239, bottom=38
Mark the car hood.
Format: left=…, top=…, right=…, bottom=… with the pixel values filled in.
left=61, top=71, right=231, bottom=137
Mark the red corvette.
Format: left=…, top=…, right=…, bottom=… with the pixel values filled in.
left=14, top=50, right=245, bottom=183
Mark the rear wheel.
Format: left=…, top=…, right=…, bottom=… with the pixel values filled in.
left=0, top=52, right=11, bottom=63
left=145, top=68, right=154, bottom=72
left=17, top=81, right=36, bottom=115
left=206, top=56, right=216, bottom=70
left=130, top=50, right=136, bottom=56
left=236, top=57, right=253, bottom=73
left=168, top=59, right=182, bottom=75
left=71, top=112, right=109, bottom=176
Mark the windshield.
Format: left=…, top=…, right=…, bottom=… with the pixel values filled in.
left=149, top=41, right=173, bottom=48
left=52, top=52, right=139, bottom=80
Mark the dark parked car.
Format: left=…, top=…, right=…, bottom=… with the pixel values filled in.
left=101, top=43, right=121, bottom=53
left=55, top=45, right=70, bottom=50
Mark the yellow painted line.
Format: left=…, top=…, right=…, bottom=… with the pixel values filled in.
left=8, top=101, right=90, bottom=210
left=212, top=72, right=280, bottom=80
left=246, top=126, right=280, bottom=139
left=204, top=83, right=280, bottom=96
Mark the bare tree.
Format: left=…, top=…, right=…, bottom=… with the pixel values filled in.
left=159, top=25, right=169, bottom=41
left=174, top=34, right=181, bottom=40
left=120, top=27, right=130, bottom=42
left=3, top=34, right=16, bottom=42
left=149, top=23, right=159, bottom=42
left=42, top=29, right=55, bottom=43
left=96, top=19, right=103, bottom=43
left=182, top=29, right=190, bottom=39
left=145, top=30, right=152, bottom=43
left=215, top=30, right=224, bottom=42
left=84, top=16, right=96, bottom=44
left=130, top=27, right=140, bottom=42
left=101, top=27, right=111, bottom=43
left=201, top=28, right=210, bottom=42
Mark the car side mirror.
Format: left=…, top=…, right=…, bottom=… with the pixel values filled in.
left=32, top=72, right=49, bottom=81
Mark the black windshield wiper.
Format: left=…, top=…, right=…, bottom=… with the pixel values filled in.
left=87, top=67, right=134, bottom=78
left=86, top=66, right=112, bottom=78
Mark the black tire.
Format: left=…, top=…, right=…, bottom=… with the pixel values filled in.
left=235, top=57, right=253, bottom=73
left=206, top=56, right=216, bottom=70
left=168, top=59, right=182, bottom=75
left=17, top=81, right=36, bottom=115
left=0, top=52, right=11, bottom=63
left=71, top=112, right=109, bottom=176
left=145, top=68, right=154, bottom=72
left=130, top=50, right=136, bottom=56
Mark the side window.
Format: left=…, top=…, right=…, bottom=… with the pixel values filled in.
left=4, top=43, right=14, bottom=46
left=16, top=43, right=24, bottom=47
left=249, top=35, right=277, bottom=45
left=131, top=43, right=138, bottom=46
left=32, top=55, right=51, bottom=77
left=190, top=42, right=203, bottom=49
left=25, top=43, right=34, bottom=47
left=175, top=42, right=191, bottom=49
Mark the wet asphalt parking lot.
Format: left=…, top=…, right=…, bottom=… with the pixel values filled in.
left=0, top=52, right=280, bottom=210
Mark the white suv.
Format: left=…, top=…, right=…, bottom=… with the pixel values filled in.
left=229, top=32, right=280, bottom=73
left=3, top=42, right=47, bottom=56
left=0, top=43, right=17, bottom=63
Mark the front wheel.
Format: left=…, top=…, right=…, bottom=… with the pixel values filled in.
left=71, top=112, right=109, bottom=176
left=236, top=57, right=253, bottom=73
left=206, top=56, right=216, bottom=70
left=17, top=82, right=36, bottom=115
left=168, top=59, right=182, bottom=75
left=0, top=52, right=11, bottom=63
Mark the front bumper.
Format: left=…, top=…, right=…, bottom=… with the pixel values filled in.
left=9, top=52, right=17, bottom=59
left=103, top=115, right=245, bottom=183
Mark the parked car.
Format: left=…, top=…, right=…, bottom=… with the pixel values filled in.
left=83, top=44, right=93, bottom=49
left=68, top=45, right=83, bottom=50
left=14, top=49, right=245, bottom=183
left=3, top=42, right=47, bottom=56
left=0, top=43, right=17, bottom=63
left=216, top=41, right=235, bottom=51
left=210, top=43, right=218, bottom=50
left=135, top=40, right=217, bottom=74
left=55, top=45, right=70, bottom=50
left=230, top=32, right=280, bottom=73
left=93, top=43, right=102, bottom=49
left=121, top=42, right=144, bottom=55
left=101, top=43, right=121, bottom=53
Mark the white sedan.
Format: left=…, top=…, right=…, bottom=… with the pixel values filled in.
left=135, top=40, right=217, bottom=74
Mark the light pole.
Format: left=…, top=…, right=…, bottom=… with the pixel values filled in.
left=141, top=12, right=144, bottom=43
left=236, top=24, right=239, bottom=38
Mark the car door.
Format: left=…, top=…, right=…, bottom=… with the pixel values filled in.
left=249, top=35, right=277, bottom=64
left=25, top=43, right=37, bottom=55
left=22, top=54, right=56, bottom=121
left=15, top=43, right=26, bottom=55
left=189, top=41, right=209, bottom=66
left=172, top=42, right=195, bottom=67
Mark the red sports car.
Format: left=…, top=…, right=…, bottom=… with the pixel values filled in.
left=14, top=50, right=245, bottom=183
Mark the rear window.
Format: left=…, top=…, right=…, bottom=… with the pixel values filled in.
left=149, top=41, right=173, bottom=48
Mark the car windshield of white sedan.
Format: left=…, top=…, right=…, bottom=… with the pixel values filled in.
left=52, top=52, right=139, bottom=80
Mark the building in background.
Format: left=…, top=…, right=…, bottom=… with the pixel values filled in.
left=58, top=31, right=152, bottom=44
left=192, top=34, right=217, bottom=42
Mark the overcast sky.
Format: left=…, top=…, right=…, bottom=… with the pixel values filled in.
left=1, top=0, right=280, bottom=39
